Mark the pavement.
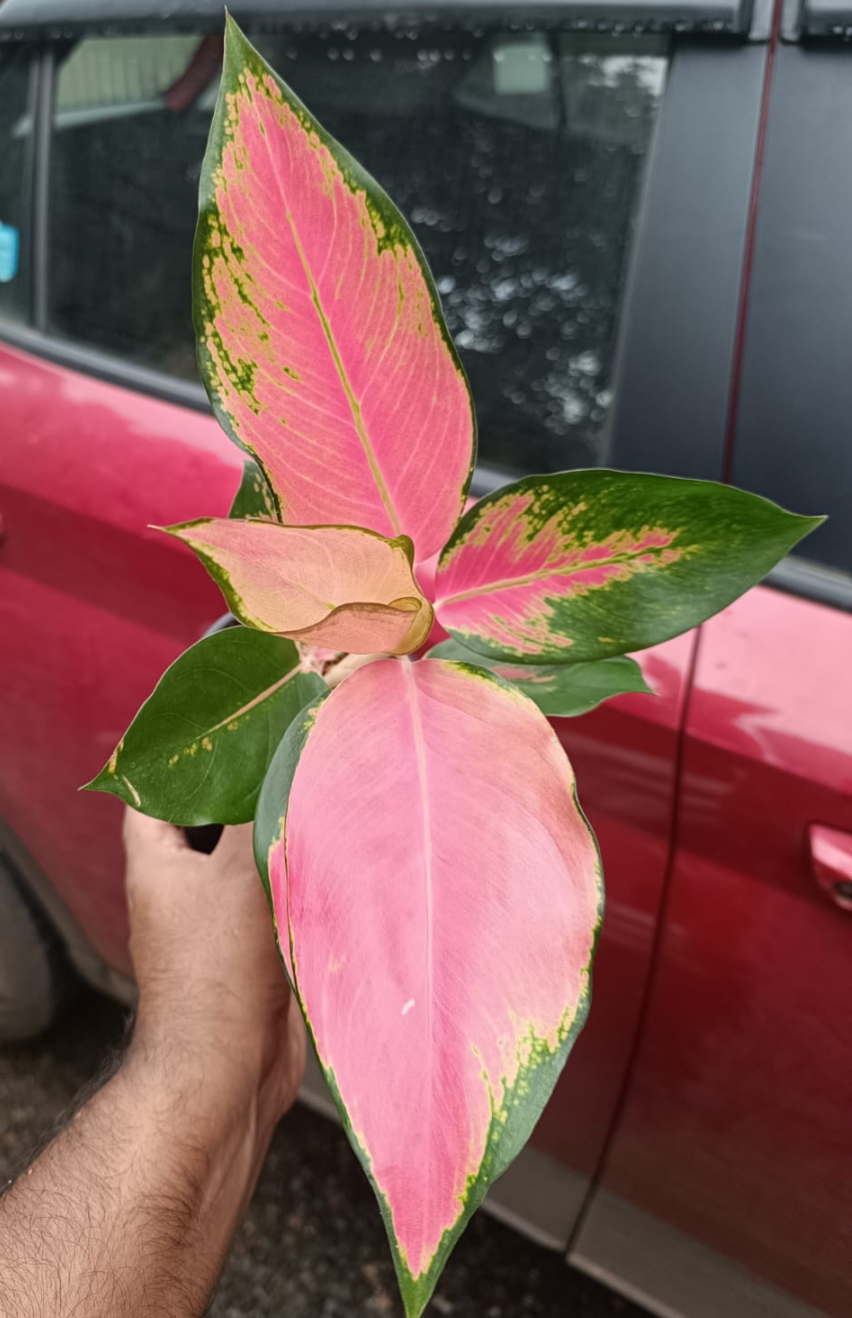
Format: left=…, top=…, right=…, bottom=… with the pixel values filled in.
left=0, top=988, right=648, bottom=1318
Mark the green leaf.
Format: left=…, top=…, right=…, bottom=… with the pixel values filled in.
left=427, top=641, right=653, bottom=717
left=253, top=685, right=331, bottom=989
left=434, top=471, right=825, bottom=664
left=84, top=627, right=326, bottom=825
left=228, top=459, right=280, bottom=521
left=253, top=686, right=330, bottom=906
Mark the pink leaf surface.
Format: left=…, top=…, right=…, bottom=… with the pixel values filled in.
left=195, top=18, right=475, bottom=559
left=268, top=658, right=602, bottom=1314
left=165, top=519, right=433, bottom=654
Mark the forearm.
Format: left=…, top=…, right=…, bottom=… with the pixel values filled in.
left=0, top=1041, right=277, bottom=1318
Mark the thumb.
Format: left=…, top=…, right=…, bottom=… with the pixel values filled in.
left=123, top=806, right=192, bottom=856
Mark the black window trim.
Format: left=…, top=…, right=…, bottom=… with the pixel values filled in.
left=31, top=44, right=53, bottom=333
left=0, top=0, right=758, bottom=40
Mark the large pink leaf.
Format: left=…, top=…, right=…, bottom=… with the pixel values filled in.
left=258, top=658, right=602, bottom=1315
left=195, top=18, right=476, bottom=559
left=165, top=519, right=433, bottom=655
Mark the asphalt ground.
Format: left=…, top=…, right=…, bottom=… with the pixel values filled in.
left=0, top=988, right=649, bottom=1318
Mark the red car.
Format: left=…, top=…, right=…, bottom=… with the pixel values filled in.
left=0, top=4, right=850, bottom=1317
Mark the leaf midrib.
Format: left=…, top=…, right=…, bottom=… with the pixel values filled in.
left=192, top=663, right=303, bottom=741
left=246, top=89, right=403, bottom=536
left=436, top=541, right=676, bottom=609
left=401, top=660, right=436, bottom=1253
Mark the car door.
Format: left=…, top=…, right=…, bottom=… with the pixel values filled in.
left=0, top=1, right=757, bottom=1257
left=572, top=19, right=852, bottom=1318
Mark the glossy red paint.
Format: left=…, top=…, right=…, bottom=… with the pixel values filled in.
left=529, top=633, right=693, bottom=1177
left=593, top=586, right=852, bottom=1316
left=0, top=342, right=242, bottom=970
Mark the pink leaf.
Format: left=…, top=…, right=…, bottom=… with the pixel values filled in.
left=264, top=658, right=602, bottom=1315
left=195, top=18, right=476, bottom=559
left=164, top=519, right=433, bottom=655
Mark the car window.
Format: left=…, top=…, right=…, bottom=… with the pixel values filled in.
left=48, top=25, right=667, bottom=478
left=735, top=430, right=851, bottom=582
left=0, top=49, right=34, bottom=325
left=729, top=47, right=852, bottom=583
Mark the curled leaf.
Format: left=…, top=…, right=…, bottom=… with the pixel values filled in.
left=164, top=518, right=433, bottom=655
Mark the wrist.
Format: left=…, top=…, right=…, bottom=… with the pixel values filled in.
left=126, top=1025, right=276, bottom=1142
left=128, top=991, right=304, bottom=1133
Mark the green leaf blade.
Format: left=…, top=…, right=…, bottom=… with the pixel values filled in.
left=428, top=640, right=653, bottom=717
left=84, top=627, right=325, bottom=825
left=228, top=459, right=281, bottom=522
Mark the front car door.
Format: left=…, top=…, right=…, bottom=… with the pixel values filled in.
left=573, top=10, right=852, bottom=1315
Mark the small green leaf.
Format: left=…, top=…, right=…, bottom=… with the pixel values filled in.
left=253, top=686, right=330, bottom=906
left=83, top=627, right=325, bottom=825
left=228, top=459, right=280, bottom=521
left=428, top=641, right=653, bottom=717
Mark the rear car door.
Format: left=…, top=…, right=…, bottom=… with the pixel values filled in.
left=572, top=15, right=852, bottom=1316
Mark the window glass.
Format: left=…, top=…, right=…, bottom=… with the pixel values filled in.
left=734, top=433, right=851, bottom=582
left=0, top=49, right=34, bottom=325
left=50, top=36, right=210, bottom=378
left=728, top=48, right=852, bottom=582
left=49, top=26, right=666, bottom=477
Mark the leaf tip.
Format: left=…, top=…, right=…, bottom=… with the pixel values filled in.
left=155, top=518, right=212, bottom=542
left=80, top=769, right=117, bottom=797
left=393, top=533, right=417, bottom=567
left=223, top=8, right=249, bottom=51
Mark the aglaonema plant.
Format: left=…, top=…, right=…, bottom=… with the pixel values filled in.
left=85, top=19, right=823, bottom=1316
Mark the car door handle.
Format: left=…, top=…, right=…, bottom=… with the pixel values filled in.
left=808, top=824, right=852, bottom=912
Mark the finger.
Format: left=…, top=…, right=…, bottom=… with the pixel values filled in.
left=122, top=806, right=191, bottom=854
left=212, top=821, right=255, bottom=866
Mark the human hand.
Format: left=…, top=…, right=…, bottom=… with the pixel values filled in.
left=123, top=809, right=306, bottom=1128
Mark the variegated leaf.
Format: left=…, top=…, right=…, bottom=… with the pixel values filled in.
left=435, top=471, right=823, bottom=664
left=254, top=658, right=602, bottom=1317
left=428, top=640, right=653, bottom=717
left=195, top=17, right=475, bottom=558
